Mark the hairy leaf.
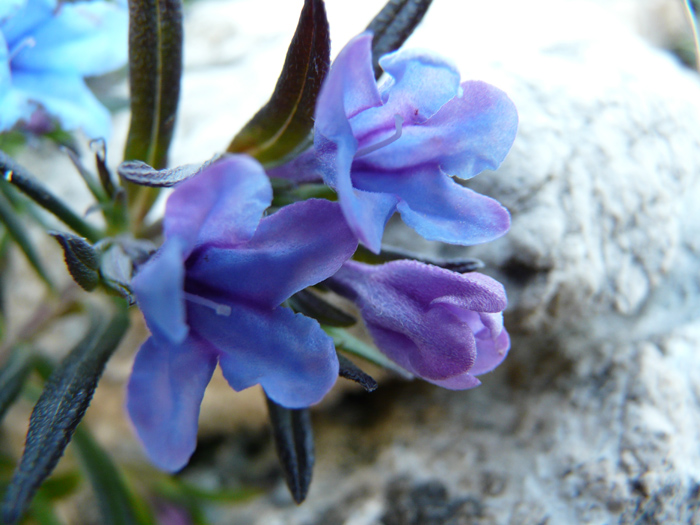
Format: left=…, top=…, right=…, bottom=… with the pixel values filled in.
left=124, top=0, right=183, bottom=169
left=227, top=0, right=330, bottom=165
left=265, top=396, right=314, bottom=504
left=367, top=0, right=433, bottom=78
left=0, top=188, right=54, bottom=289
left=0, top=152, right=102, bottom=242
left=49, top=232, right=100, bottom=292
left=0, top=349, right=33, bottom=423
left=117, top=157, right=217, bottom=188
left=1, top=309, right=130, bottom=524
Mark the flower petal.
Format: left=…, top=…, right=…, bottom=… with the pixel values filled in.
left=315, top=32, right=381, bottom=142
left=0, top=0, right=53, bottom=44
left=132, top=239, right=188, bottom=345
left=186, top=199, right=357, bottom=309
left=348, top=48, right=460, bottom=144
left=126, top=334, right=218, bottom=472
left=10, top=70, right=111, bottom=138
left=425, top=373, right=481, bottom=390
left=11, top=0, right=128, bottom=76
left=0, top=0, right=24, bottom=25
left=164, top=155, right=272, bottom=257
left=353, top=165, right=510, bottom=246
left=189, top=302, right=338, bottom=408
left=355, top=81, right=518, bottom=179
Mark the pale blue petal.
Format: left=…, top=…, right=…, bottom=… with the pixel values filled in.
left=12, top=1, right=128, bottom=76
left=163, top=155, right=272, bottom=258
left=355, top=81, right=518, bottom=179
left=1, top=0, right=53, bottom=44
left=0, top=0, right=25, bottom=26
left=353, top=165, right=510, bottom=246
left=348, top=49, right=460, bottom=144
left=189, top=302, right=338, bottom=408
left=132, top=239, right=188, bottom=345
left=186, top=199, right=357, bottom=309
left=315, top=31, right=381, bottom=141
left=11, top=70, right=111, bottom=137
left=126, top=334, right=218, bottom=472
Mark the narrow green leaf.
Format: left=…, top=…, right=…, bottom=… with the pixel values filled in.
left=227, top=0, right=330, bottom=166
left=367, top=0, right=434, bottom=78
left=0, top=188, right=54, bottom=289
left=288, top=289, right=356, bottom=327
left=49, top=231, right=100, bottom=291
left=1, top=307, right=130, bottom=524
left=0, top=151, right=102, bottom=242
left=72, top=426, right=153, bottom=525
left=265, top=396, right=314, bottom=504
left=0, top=348, right=33, bottom=423
left=124, top=0, right=183, bottom=170
left=324, top=326, right=412, bottom=378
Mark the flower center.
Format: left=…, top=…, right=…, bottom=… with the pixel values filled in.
left=183, top=292, right=231, bottom=316
left=9, top=37, right=36, bottom=63
left=355, top=114, right=404, bottom=158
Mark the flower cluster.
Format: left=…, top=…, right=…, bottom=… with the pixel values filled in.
left=0, top=0, right=127, bottom=137
left=127, top=33, right=517, bottom=470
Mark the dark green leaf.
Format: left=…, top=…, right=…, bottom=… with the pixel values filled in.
left=0, top=188, right=54, bottom=289
left=227, top=0, right=330, bottom=166
left=338, top=354, right=377, bottom=392
left=0, top=151, right=102, bottom=242
left=0, top=348, right=34, bottom=422
left=367, top=0, right=434, bottom=78
left=124, top=0, right=183, bottom=170
left=354, top=244, right=484, bottom=273
left=265, top=396, right=314, bottom=504
left=117, top=157, right=217, bottom=188
left=287, top=289, right=356, bottom=327
left=49, top=232, right=100, bottom=291
left=72, top=427, right=154, bottom=525
left=1, top=308, right=130, bottom=524
left=35, top=471, right=81, bottom=501
left=90, top=139, right=116, bottom=199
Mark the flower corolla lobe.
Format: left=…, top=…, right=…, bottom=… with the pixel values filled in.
left=127, top=156, right=358, bottom=471
left=273, top=32, right=518, bottom=253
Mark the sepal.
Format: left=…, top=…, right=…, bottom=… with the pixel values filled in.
left=266, top=395, right=314, bottom=504
left=49, top=232, right=100, bottom=291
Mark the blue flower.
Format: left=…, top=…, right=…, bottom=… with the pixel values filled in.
left=127, top=155, right=358, bottom=471
left=0, top=0, right=127, bottom=138
left=328, top=260, right=510, bottom=389
left=271, top=33, right=518, bottom=253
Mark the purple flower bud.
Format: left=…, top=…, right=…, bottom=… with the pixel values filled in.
left=329, top=260, right=510, bottom=389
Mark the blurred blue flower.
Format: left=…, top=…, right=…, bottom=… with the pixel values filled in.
left=271, top=32, right=518, bottom=253
left=127, top=156, right=358, bottom=471
left=0, top=0, right=127, bottom=138
left=328, top=260, right=510, bottom=389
